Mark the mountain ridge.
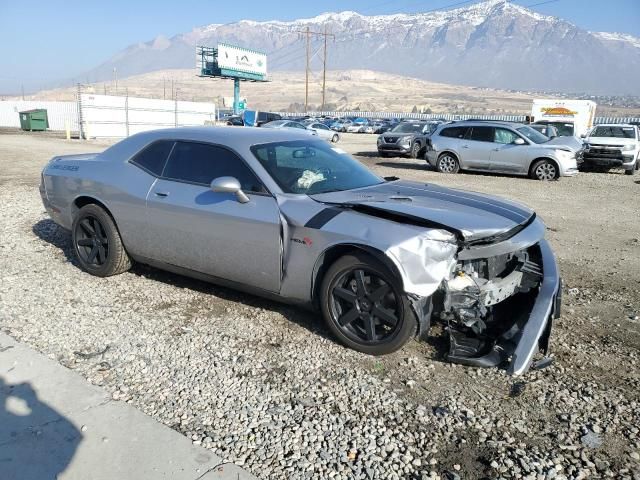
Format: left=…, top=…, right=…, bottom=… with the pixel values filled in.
left=81, top=0, right=640, bottom=95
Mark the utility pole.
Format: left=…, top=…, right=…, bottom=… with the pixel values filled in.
left=295, top=26, right=334, bottom=113
left=305, top=27, right=310, bottom=111
left=322, top=25, right=328, bottom=110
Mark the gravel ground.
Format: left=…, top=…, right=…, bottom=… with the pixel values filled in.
left=1, top=131, right=639, bottom=480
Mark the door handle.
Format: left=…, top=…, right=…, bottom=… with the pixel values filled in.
left=492, top=148, right=500, bottom=152
left=461, top=145, right=470, bottom=149
left=154, top=191, right=169, bottom=197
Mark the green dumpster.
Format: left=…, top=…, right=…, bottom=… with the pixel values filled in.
left=19, top=109, right=49, bottom=131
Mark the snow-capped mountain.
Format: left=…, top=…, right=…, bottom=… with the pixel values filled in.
left=82, top=0, right=640, bottom=94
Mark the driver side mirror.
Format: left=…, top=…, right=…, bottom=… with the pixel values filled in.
left=210, top=176, right=250, bottom=204
left=513, top=137, right=526, bottom=145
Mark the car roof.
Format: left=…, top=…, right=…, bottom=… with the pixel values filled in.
left=117, top=126, right=313, bottom=148
left=442, top=120, right=527, bottom=128
left=593, top=123, right=637, bottom=128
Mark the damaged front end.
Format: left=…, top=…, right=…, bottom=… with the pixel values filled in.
left=434, top=239, right=561, bottom=375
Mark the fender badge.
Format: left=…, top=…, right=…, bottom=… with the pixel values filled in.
left=291, top=237, right=313, bottom=247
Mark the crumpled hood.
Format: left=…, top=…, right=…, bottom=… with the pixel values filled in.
left=311, top=180, right=535, bottom=243
left=544, top=136, right=584, bottom=152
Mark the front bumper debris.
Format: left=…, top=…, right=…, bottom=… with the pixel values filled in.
left=442, top=240, right=561, bottom=375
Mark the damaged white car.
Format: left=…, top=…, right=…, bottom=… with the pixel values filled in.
left=39, top=127, right=561, bottom=375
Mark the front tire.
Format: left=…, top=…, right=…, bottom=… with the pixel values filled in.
left=625, top=161, right=637, bottom=175
left=410, top=141, right=421, bottom=159
left=436, top=153, right=460, bottom=174
left=72, top=204, right=131, bottom=277
left=331, top=134, right=339, bottom=143
left=320, top=253, right=416, bottom=355
left=530, top=159, right=558, bottom=181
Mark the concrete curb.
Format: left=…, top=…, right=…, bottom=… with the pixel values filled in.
left=0, top=333, right=259, bottom=480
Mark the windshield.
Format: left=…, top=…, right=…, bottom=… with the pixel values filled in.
left=516, top=126, right=550, bottom=144
left=590, top=126, right=636, bottom=139
left=251, top=140, right=383, bottom=195
left=391, top=123, right=426, bottom=133
left=536, top=122, right=574, bottom=136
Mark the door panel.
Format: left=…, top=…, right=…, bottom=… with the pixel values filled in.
left=489, top=128, right=528, bottom=174
left=145, top=180, right=282, bottom=292
left=461, top=126, right=494, bottom=170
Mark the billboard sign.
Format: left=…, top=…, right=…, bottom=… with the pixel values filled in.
left=217, top=43, right=267, bottom=78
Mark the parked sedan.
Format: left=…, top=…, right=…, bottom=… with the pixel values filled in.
left=426, top=121, right=579, bottom=180
left=262, top=120, right=316, bottom=136
left=331, top=120, right=353, bottom=132
left=39, top=127, right=561, bottom=375
left=307, top=122, right=340, bottom=143
left=346, top=123, right=366, bottom=133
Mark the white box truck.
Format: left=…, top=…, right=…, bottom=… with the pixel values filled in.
left=531, top=99, right=597, bottom=138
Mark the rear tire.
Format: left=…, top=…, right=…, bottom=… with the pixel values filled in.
left=320, top=253, right=416, bottom=355
left=332, top=134, right=339, bottom=143
left=436, top=153, right=460, bottom=174
left=72, top=204, right=131, bottom=277
left=530, top=159, right=558, bottom=181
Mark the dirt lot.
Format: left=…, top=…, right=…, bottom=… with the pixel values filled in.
left=1, top=130, right=639, bottom=479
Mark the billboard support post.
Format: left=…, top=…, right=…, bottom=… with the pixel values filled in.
left=233, top=78, right=241, bottom=115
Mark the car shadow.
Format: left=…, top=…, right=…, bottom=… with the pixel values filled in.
left=32, top=219, right=77, bottom=265
left=0, top=377, right=82, bottom=479
left=31, top=219, right=334, bottom=345
left=375, top=161, right=431, bottom=171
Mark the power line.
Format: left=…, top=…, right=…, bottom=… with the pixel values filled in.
left=523, top=0, right=560, bottom=7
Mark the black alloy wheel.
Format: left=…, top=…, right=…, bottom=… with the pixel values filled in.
left=75, top=215, right=109, bottom=266
left=320, top=253, right=416, bottom=355
left=72, top=204, right=132, bottom=277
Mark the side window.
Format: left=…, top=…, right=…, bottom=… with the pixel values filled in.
left=440, top=126, right=468, bottom=138
left=130, top=140, right=174, bottom=176
left=467, top=126, right=495, bottom=142
left=162, top=142, right=266, bottom=193
left=494, top=128, right=519, bottom=144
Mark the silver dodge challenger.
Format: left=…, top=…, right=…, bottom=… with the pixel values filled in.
left=40, top=127, right=561, bottom=375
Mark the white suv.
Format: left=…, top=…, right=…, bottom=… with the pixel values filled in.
left=583, top=124, right=640, bottom=175
left=425, top=121, right=579, bottom=181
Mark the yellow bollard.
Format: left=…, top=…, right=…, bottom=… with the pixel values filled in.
left=65, top=119, right=71, bottom=140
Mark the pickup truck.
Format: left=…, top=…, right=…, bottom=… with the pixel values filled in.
left=583, top=124, right=640, bottom=175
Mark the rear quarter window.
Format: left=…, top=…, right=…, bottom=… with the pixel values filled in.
left=439, top=126, right=468, bottom=139
left=130, top=140, right=174, bottom=176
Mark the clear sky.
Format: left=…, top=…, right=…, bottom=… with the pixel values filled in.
left=1, top=0, right=639, bottom=94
